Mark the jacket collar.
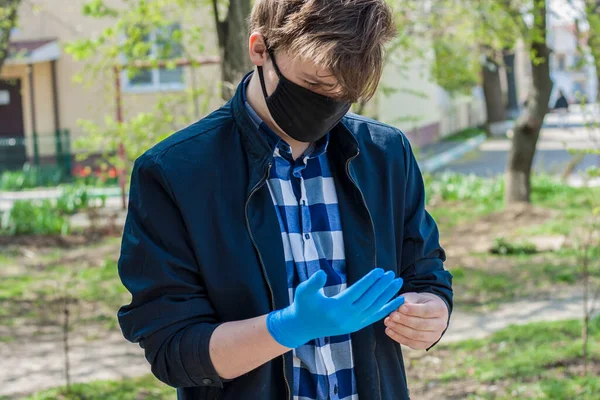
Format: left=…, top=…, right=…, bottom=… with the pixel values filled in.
left=231, top=71, right=360, bottom=166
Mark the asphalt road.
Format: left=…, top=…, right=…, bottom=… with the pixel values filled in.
left=440, top=145, right=599, bottom=177
left=438, top=124, right=600, bottom=177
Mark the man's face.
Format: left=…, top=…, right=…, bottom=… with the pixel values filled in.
left=250, top=35, right=343, bottom=100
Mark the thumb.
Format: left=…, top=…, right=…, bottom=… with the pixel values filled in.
left=297, top=270, right=327, bottom=297
left=401, top=292, right=421, bottom=304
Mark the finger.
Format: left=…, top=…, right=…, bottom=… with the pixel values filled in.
left=387, top=312, right=443, bottom=332
left=384, top=320, right=441, bottom=343
left=336, top=268, right=385, bottom=303
left=353, top=271, right=395, bottom=310
left=363, top=278, right=403, bottom=314
left=368, top=295, right=405, bottom=324
left=385, top=328, right=430, bottom=350
left=398, top=302, right=442, bottom=319
left=296, top=270, right=327, bottom=296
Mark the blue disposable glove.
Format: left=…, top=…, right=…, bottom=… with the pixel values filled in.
left=266, top=268, right=405, bottom=348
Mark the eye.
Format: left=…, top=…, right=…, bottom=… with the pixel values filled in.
left=305, top=81, right=320, bottom=88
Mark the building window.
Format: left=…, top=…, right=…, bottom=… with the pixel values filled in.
left=122, top=24, right=185, bottom=93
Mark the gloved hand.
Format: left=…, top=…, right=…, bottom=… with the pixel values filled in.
left=266, top=268, right=405, bottom=348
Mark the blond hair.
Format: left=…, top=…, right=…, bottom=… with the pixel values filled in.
left=249, top=0, right=396, bottom=102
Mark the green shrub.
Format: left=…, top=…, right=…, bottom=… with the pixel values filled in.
left=56, top=186, right=105, bottom=215
left=424, top=172, right=598, bottom=210
left=424, top=172, right=504, bottom=205
left=0, top=186, right=106, bottom=236
left=0, top=200, right=70, bottom=236
left=0, top=164, right=65, bottom=191
left=490, top=237, right=538, bottom=256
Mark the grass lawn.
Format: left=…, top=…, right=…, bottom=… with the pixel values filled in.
left=425, top=173, right=599, bottom=229
left=424, top=173, right=600, bottom=311
left=442, top=127, right=487, bottom=142
left=406, top=317, right=600, bottom=399
left=15, top=375, right=175, bottom=400
left=448, top=246, right=599, bottom=311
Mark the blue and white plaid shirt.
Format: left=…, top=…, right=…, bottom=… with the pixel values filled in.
left=243, top=80, right=358, bottom=400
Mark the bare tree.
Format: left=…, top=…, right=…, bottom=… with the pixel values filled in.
left=211, top=0, right=253, bottom=100
left=0, top=0, right=20, bottom=72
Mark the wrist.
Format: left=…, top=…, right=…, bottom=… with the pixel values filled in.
left=266, top=307, right=304, bottom=349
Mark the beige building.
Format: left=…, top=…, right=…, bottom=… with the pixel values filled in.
left=0, top=0, right=485, bottom=175
left=376, top=41, right=485, bottom=147
left=1, top=0, right=220, bottom=173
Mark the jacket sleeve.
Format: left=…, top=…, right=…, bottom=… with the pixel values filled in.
left=398, top=139, right=453, bottom=343
left=117, top=154, right=224, bottom=388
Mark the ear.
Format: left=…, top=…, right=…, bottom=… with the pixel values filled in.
left=249, top=32, right=268, bottom=67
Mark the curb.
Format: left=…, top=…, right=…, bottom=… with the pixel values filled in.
left=420, top=134, right=487, bottom=173
left=0, top=187, right=123, bottom=201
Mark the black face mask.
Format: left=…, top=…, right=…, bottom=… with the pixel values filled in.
left=257, top=50, right=351, bottom=143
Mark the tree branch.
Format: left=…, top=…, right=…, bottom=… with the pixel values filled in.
left=496, top=0, right=528, bottom=37
left=211, top=0, right=226, bottom=48
left=211, top=0, right=220, bottom=22
left=0, top=0, right=21, bottom=71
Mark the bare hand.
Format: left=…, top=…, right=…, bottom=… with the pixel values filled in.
left=384, top=292, right=449, bottom=350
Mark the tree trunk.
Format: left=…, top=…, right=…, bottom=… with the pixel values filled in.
left=482, top=54, right=505, bottom=129
left=212, top=0, right=253, bottom=100
left=505, top=1, right=553, bottom=204
left=586, top=1, right=600, bottom=101
left=0, top=0, right=20, bottom=73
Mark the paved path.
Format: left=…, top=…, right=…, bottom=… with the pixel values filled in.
left=0, top=292, right=595, bottom=398
left=0, top=329, right=149, bottom=399
left=442, top=291, right=594, bottom=343
left=440, top=105, right=600, bottom=178
left=441, top=127, right=600, bottom=177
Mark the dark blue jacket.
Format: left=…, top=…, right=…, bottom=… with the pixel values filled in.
left=117, top=75, right=453, bottom=400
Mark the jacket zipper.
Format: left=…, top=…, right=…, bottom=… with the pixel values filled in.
left=244, top=162, right=292, bottom=400
left=345, top=151, right=382, bottom=400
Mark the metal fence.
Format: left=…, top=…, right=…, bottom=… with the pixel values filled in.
left=0, top=129, right=72, bottom=179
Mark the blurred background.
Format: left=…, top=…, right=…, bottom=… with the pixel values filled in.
left=0, top=0, right=599, bottom=399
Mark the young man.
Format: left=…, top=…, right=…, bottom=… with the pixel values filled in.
left=117, top=1, right=453, bottom=399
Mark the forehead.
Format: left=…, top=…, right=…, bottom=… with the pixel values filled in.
left=276, top=51, right=338, bottom=85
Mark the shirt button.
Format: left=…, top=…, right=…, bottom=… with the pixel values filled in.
left=304, top=233, right=310, bottom=240
left=334, top=385, right=338, bottom=395
left=202, top=378, right=213, bottom=385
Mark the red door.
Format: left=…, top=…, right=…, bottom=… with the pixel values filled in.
left=0, top=79, right=27, bottom=170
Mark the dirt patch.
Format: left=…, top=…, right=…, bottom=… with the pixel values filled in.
left=442, top=203, right=557, bottom=258
left=0, top=323, right=148, bottom=399
left=40, top=240, right=121, bottom=270
left=0, top=238, right=123, bottom=340
left=0, top=231, right=118, bottom=249
left=0, top=237, right=121, bottom=278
